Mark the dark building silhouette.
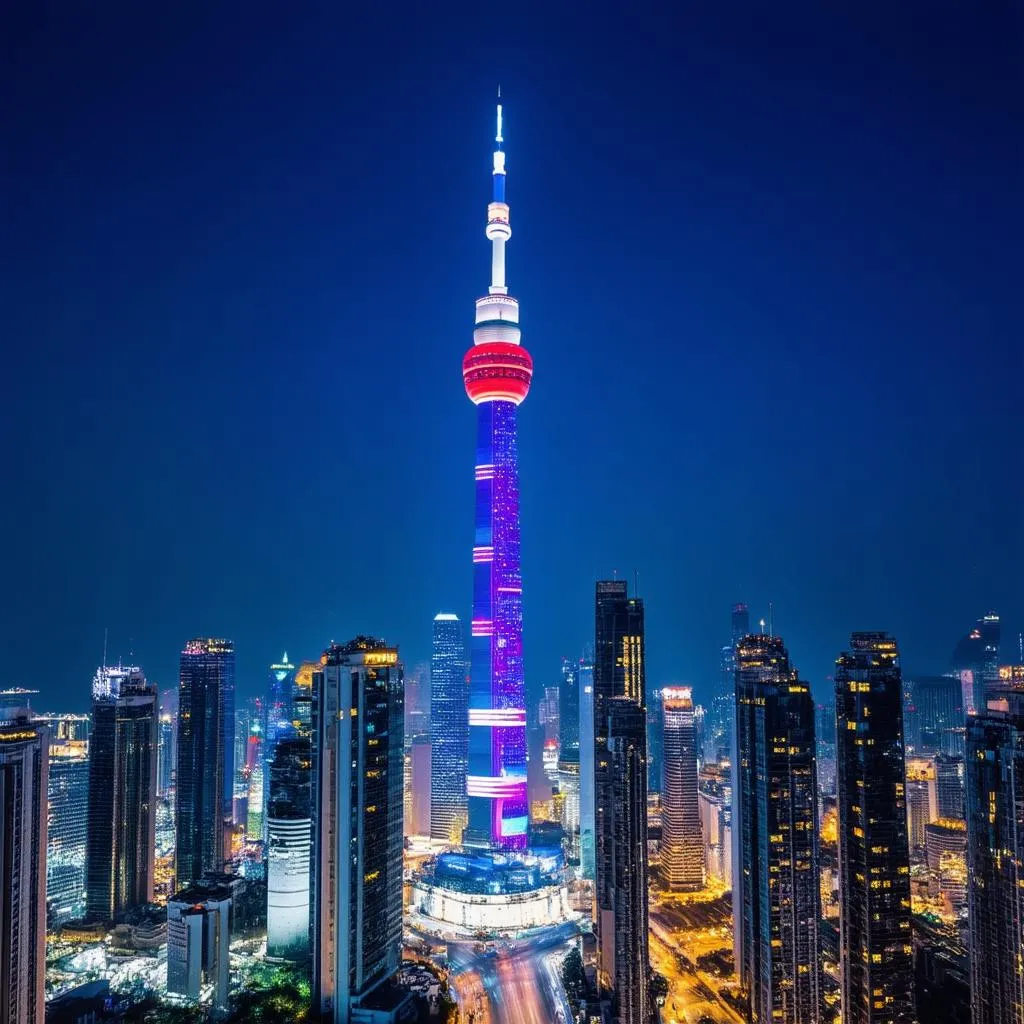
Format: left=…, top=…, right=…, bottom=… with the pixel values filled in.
left=593, top=580, right=648, bottom=1023
left=86, top=665, right=158, bottom=922
left=949, top=612, right=1000, bottom=715
left=175, top=638, right=235, bottom=888
left=835, top=632, right=915, bottom=1024
left=0, top=709, right=47, bottom=1024
left=909, top=675, right=964, bottom=756
left=733, top=633, right=820, bottom=1024
left=605, top=697, right=649, bottom=1024
left=965, top=680, right=1024, bottom=1024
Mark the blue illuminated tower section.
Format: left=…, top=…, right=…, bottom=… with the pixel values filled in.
left=462, top=97, right=533, bottom=850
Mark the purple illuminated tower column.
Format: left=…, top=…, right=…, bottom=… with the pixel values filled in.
left=462, top=97, right=533, bottom=850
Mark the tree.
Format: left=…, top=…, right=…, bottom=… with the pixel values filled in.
left=561, top=947, right=586, bottom=1009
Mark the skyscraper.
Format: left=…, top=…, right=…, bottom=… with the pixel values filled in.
left=646, top=687, right=663, bottom=795
left=266, top=653, right=296, bottom=764
left=559, top=658, right=581, bottom=861
left=311, top=638, right=405, bottom=1024
left=429, top=613, right=467, bottom=845
left=594, top=580, right=648, bottom=1019
left=835, top=632, right=915, bottom=1024
left=660, top=686, right=704, bottom=891
left=46, top=735, right=89, bottom=926
left=176, top=638, right=235, bottom=888
left=709, top=602, right=749, bottom=763
left=965, top=679, right=1024, bottom=1024
left=157, top=705, right=175, bottom=799
left=86, top=665, right=158, bottom=922
left=462, top=98, right=532, bottom=851
left=578, top=652, right=596, bottom=880
left=949, top=611, right=1000, bottom=715
left=604, top=697, right=650, bottom=1024
left=0, top=709, right=47, bottom=1024
left=733, top=633, right=820, bottom=1024
left=910, top=675, right=964, bottom=756
left=266, top=735, right=311, bottom=962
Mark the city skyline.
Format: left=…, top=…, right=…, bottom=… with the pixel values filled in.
left=5, top=5, right=1020, bottom=712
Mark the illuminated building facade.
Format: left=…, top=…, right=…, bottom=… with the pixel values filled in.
left=733, top=633, right=820, bottom=1024
left=266, top=653, right=296, bottom=758
left=176, top=638, right=235, bottom=888
left=167, top=880, right=231, bottom=1011
left=660, top=686, right=704, bottom=890
left=593, top=581, right=647, bottom=1021
left=463, top=99, right=532, bottom=851
left=697, top=762, right=731, bottom=886
left=46, top=736, right=89, bottom=926
left=267, top=736, right=311, bottom=962
left=311, top=638, right=404, bottom=1024
left=86, top=665, right=158, bottom=922
left=0, top=709, right=48, bottom=1024
left=157, top=708, right=175, bottom=798
left=558, top=658, right=581, bottom=860
left=405, top=734, right=431, bottom=836
left=429, top=613, right=467, bottom=844
left=835, top=632, right=915, bottom=1024
left=578, top=653, right=596, bottom=880
left=965, top=683, right=1024, bottom=1024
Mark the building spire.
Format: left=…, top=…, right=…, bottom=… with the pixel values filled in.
left=486, top=91, right=510, bottom=293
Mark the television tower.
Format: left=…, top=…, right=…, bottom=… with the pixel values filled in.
left=462, top=95, right=533, bottom=849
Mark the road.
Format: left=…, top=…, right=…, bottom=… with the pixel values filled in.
left=448, top=924, right=576, bottom=1024
left=649, top=890, right=744, bottom=1024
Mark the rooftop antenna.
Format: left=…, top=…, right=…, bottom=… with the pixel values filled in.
left=634, top=567, right=639, bottom=597
left=769, top=602, right=775, bottom=637
left=102, top=627, right=108, bottom=671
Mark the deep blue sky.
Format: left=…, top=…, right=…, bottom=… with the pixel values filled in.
left=4, top=2, right=1021, bottom=713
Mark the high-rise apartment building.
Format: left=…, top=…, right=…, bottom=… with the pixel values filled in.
left=733, top=633, right=820, bottom=1024
left=266, top=735, right=311, bottom=962
left=604, top=697, right=650, bottom=1024
left=462, top=100, right=533, bottom=852
left=965, top=680, right=1024, bottom=1024
left=0, top=709, right=47, bottom=1024
left=835, top=632, right=915, bottom=1024
left=311, top=639, right=405, bottom=1024
left=86, top=665, right=158, bottom=922
left=429, top=613, right=467, bottom=845
left=46, top=735, right=89, bottom=926
left=594, top=580, right=648, bottom=1020
left=176, top=638, right=235, bottom=888
left=660, top=686, right=704, bottom=890
left=578, top=653, right=596, bottom=880
left=559, top=658, right=581, bottom=861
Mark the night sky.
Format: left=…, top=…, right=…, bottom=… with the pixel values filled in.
left=5, top=3, right=1021, bottom=713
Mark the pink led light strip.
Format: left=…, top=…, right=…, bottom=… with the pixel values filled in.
left=466, top=775, right=528, bottom=798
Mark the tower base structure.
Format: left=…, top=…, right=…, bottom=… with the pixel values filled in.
left=407, top=848, right=572, bottom=940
